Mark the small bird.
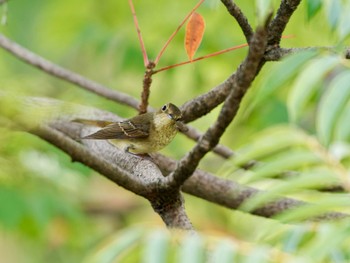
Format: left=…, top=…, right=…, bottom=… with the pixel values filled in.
left=76, top=103, right=186, bottom=154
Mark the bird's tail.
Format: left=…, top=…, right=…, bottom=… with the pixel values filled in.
left=72, top=118, right=113, bottom=128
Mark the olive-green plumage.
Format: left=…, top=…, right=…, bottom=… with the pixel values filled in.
left=79, top=103, right=184, bottom=154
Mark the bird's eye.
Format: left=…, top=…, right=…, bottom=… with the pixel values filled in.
left=162, top=104, right=167, bottom=111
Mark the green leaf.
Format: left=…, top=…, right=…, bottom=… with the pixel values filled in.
left=301, top=224, right=348, bottom=262
left=325, top=0, right=341, bottom=30
left=244, top=247, right=269, bottom=263
left=334, top=103, right=350, bottom=142
left=306, top=0, right=322, bottom=20
left=143, top=230, right=169, bottom=263
left=247, top=150, right=322, bottom=183
left=316, top=71, right=350, bottom=146
left=287, top=55, right=339, bottom=122
left=338, top=2, right=350, bottom=39
left=179, top=234, right=205, bottom=263
left=241, top=170, right=340, bottom=213
left=234, top=126, right=308, bottom=167
left=83, top=227, right=144, bottom=263
left=276, top=194, right=350, bottom=222
left=211, top=240, right=236, bottom=263
left=249, top=50, right=317, bottom=114
left=283, top=225, right=309, bottom=253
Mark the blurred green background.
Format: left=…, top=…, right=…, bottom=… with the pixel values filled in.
left=1, top=0, right=350, bottom=262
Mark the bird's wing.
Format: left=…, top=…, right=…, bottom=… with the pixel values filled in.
left=83, top=113, right=152, bottom=140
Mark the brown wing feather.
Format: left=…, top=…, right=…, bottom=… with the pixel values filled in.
left=83, top=113, right=153, bottom=140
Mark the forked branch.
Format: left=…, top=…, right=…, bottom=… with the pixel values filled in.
left=6, top=96, right=346, bottom=223
left=167, top=21, right=269, bottom=187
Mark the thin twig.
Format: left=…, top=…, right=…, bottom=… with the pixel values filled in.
left=0, top=33, right=140, bottom=109
left=166, top=23, right=269, bottom=187
left=220, top=0, right=253, bottom=43
left=154, top=43, right=248, bottom=74
left=139, top=63, right=155, bottom=114
left=128, top=0, right=149, bottom=67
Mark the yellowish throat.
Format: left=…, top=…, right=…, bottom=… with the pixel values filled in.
left=77, top=103, right=184, bottom=154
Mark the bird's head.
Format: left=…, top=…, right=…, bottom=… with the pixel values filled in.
left=159, top=103, right=182, bottom=121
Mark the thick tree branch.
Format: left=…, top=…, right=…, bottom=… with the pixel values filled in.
left=3, top=96, right=347, bottom=221
left=35, top=124, right=150, bottom=196
left=48, top=120, right=350, bottom=221
left=150, top=155, right=348, bottom=221
left=0, top=96, right=193, bottom=230
left=37, top=122, right=194, bottom=230
left=168, top=23, right=269, bottom=187
left=184, top=171, right=346, bottom=221
left=181, top=78, right=232, bottom=123
left=220, top=0, right=253, bottom=43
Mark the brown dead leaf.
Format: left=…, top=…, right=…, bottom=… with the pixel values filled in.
left=185, top=12, right=205, bottom=61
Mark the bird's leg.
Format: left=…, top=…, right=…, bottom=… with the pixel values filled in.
left=125, top=146, right=152, bottom=160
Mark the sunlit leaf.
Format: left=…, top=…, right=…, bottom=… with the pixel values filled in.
left=316, top=71, right=350, bottom=146
left=185, top=12, right=205, bottom=61
left=287, top=55, right=339, bottom=122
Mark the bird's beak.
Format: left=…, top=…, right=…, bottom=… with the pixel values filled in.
left=168, top=114, right=182, bottom=121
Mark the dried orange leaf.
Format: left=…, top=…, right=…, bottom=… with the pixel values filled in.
left=185, top=12, right=205, bottom=61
